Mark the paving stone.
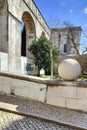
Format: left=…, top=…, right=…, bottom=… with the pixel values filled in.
left=0, top=110, right=76, bottom=130
left=0, top=93, right=87, bottom=129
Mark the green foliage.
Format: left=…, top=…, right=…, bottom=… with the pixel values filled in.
left=52, top=45, right=59, bottom=62
left=29, top=37, right=59, bottom=75
left=79, top=74, right=87, bottom=79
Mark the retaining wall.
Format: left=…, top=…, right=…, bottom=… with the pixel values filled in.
left=0, top=71, right=87, bottom=112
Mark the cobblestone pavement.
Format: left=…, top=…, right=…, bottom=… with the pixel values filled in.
left=0, top=93, right=87, bottom=129
left=0, top=110, right=76, bottom=130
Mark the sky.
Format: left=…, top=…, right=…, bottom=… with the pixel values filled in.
left=34, top=0, right=87, bottom=53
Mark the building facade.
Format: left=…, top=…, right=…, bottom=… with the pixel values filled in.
left=51, top=27, right=82, bottom=56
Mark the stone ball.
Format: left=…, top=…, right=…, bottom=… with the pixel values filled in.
left=58, top=59, right=81, bottom=81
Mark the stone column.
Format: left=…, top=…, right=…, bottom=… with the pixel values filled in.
left=8, top=14, right=21, bottom=74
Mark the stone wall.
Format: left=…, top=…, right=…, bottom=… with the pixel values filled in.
left=0, top=0, right=51, bottom=74
left=47, top=83, right=87, bottom=112
left=7, top=0, right=50, bottom=39
left=0, top=15, right=8, bottom=53
left=0, top=72, right=47, bottom=102
left=21, top=56, right=35, bottom=75
left=0, top=71, right=87, bottom=112
left=0, top=0, right=8, bottom=53
left=8, top=14, right=21, bottom=73
left=0, top=53, right=8, bottom=71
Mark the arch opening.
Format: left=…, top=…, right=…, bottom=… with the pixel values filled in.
left=21, top=11, right=36, bottom=75
left=40, top=31, right=46, bottom=38
left=21, top=11, right=36, bottom=57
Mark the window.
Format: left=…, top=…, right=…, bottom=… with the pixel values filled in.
left=59, top=34, right=61, bottom=42
left=64, top=44, right=67, bottom=53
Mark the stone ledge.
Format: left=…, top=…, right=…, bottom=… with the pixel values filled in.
left=0, top=71, right=87, bottom=87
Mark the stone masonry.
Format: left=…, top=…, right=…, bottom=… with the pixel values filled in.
left=0, top=0, right=50, bottom=74
left=51, top=27, right=82, bottom=56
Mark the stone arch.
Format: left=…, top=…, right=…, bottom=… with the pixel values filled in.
left=41, top=31, right=46, bottom=38
left=0, top=0, right=8, bottom=53
left=21, top=11, right=36, bottom=57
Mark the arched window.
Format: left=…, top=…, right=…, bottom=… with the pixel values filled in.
left=64, top=44, right=67, bottom=53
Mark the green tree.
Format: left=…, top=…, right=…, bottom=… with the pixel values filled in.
left=29, top=37, right=59, bottom=76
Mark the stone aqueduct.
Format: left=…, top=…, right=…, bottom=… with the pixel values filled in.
left=0, top=0, right=50, bottom=74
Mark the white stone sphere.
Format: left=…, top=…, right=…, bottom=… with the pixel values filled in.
left=58, top=59, right=81, bottom=81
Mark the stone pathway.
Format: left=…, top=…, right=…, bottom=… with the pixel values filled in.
left=0, top=110, right=76, bottom=130
left=0, top=93, right=87, bottom=129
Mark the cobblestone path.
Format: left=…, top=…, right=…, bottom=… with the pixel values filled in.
left=0, top=110, right=76, bottom=130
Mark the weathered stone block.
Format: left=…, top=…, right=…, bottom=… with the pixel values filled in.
left=66, top=99, right=87, bottom=112
left=47, top=86, right=77, bottom=99
left=77, top=87, right=87, bottom=99
left=47, top=96, right=66, bottom=107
